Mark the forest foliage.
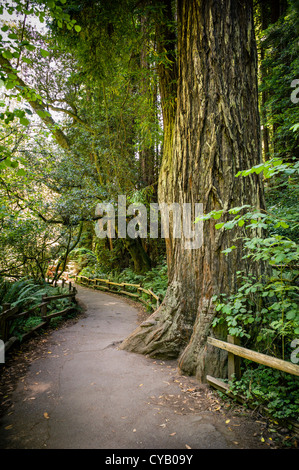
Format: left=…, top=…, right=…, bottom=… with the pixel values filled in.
left=0, top=0, right=298, bottom=421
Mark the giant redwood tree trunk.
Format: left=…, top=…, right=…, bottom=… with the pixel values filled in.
left=120, top=0, right=265, bottom=381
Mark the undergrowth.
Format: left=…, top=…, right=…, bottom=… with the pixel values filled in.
left=0, top=277, right=78, bottom=340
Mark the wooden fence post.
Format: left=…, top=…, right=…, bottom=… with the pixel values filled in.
left=1, top=303, right=11, bottom=342
left=41, top=295, right=48, bottom=320
left=227, top=335, right=241, bottom=381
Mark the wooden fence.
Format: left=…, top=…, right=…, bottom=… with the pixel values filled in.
left=206, top=334, right=299, bottom=434
left=207, top=335, right=299, bottom=379
left=0, top=282, right=77, bottom=357
left=75, top=274, right=161, bottom=310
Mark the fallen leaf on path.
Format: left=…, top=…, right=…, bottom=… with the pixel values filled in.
left=43, top=412, right=49, bottom=419
left=185, top=444, right=191, bottom=449
left=5, top=425, right=13, bottom=430
left=133, top=429, right=136, bottom=432
left=169, top=432, right=176, bottom=436
left=225, top=419, right=230, bottom=424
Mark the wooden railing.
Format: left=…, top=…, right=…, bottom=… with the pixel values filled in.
left=207, top=335, right=299, bottom=379
left=75, top=275, right=161, bottom=311
left=206, top=334, right=299, bottom=434
left=0, top=282, right=77, bottom=356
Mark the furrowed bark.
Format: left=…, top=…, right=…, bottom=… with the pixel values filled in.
left=120, top=0, right=265, bottom=381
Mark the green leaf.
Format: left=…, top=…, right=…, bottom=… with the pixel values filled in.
left=20, top=117, right=30, bottom=126
left=5, top=81, right=15, bottom=90
left=290, top=123, right=299, bottom=132
left=25, top=44, right=36, bottom=51
left=36, top=109, right=50, bottom=119
left=74, top=25, right=82, bottom=32
left=3, top=50, right=13, bottom=60
left=222, top=245, right=237, bottom=255
left=215, top=222, right=224, bottom=229
left=224, top=221, right=235, bottom=229
left=40, top=49, right=50, bottom=58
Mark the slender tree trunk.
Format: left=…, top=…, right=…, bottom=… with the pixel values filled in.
left=124, top=238, right=151, bottom=274
left=139, top=15, right=157, bottom=188
left=121, top=0, right=265, bottom=381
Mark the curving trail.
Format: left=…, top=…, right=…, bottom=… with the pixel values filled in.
left=0, top=285, right=271, bottom=449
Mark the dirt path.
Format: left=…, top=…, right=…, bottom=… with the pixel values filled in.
left=0, top=285, right=280, bottom=450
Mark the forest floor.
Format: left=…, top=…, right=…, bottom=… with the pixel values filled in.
left=0, top=285, right=295, bottom=450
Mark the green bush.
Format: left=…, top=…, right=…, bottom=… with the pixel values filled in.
left=204, top=156, right=299, bottom=419
left=0, top=277, right=76, bottom=340
left=229, top=364, right=299, bottom=421
left=112, top=261, right=168, bottom=298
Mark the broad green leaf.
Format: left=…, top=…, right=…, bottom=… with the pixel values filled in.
left=3, top=50, right=13, bottom=59
left=40, top=49, right=50, bottom=58
left=20, top=117, right=30, bottom=126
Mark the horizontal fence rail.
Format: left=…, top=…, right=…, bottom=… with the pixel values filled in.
left=207, top=336, right=299, bottom=377
left=206, top=334, right=299, bottom=435
left=0, top=282, right=77, bottom=359
left=75, top=274, right=162, bottom=311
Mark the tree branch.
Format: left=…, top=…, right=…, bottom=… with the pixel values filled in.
left=0, top=54, right=71, bottom=150
left=47, top=103, right=96, bottom=134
